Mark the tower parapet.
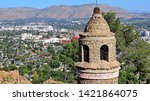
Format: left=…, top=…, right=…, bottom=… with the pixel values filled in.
left=76, top=7, right=120, bottom=84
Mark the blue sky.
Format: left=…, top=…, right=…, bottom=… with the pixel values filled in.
left=0, top=0, right=149, bottom=12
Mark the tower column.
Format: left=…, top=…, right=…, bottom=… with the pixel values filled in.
left=76, top=7, right=120, bottom=84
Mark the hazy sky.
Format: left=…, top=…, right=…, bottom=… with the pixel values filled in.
left=0, top=0, right=149, bottom=12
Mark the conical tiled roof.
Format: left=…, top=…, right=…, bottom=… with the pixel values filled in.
left=80, top=7, right=115, bottom=37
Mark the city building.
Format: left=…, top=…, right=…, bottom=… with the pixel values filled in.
left=141, top=30, right=150, bottom=43
left=21, top=33, right=32, bottom=40
left=76, top=7, right=120, bottom=84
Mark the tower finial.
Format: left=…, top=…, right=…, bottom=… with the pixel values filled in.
left=96, top=0, right=98, bottom=6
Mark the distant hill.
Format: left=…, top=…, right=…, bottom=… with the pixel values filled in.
left=0, top=7, right=39, bottom=20
left=0, top=4, right=149, bottom=20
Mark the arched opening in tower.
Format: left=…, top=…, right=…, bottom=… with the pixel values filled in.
left=100, top=45, right=109, bottom=61
left=83, top=45, right=89, bottom=62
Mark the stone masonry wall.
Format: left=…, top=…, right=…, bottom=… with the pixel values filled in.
left=78, top=77, right=118, bottom=84
left=80, top=36, right=116, bottom=63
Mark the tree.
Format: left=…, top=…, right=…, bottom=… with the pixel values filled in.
left=102, top=12, right=121, bottom=33
left=123, top=39, right=150, bottom=83
left=47, top=45, right=55, bottom=56
left=59, top=41, right=79, bottom=74
left=9, top=64, right=17, bottom=70
left=50, top=56, right=60, bottom=69
left=60, top=41, right=79, bottom=62
left=119, top=69, right=127, bottom=84
left=103, top=12, right=140, bottom=52
left=103, top=11, right=150, bottom=84
left=35, top=65, right=51, bottom=83
left=4, top=64, right=17, bottom=71
left=33, top=70, right=39, bottom=83
left=19, top=65, right=30, bottom=76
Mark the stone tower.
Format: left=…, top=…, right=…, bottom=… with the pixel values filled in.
left=76, top=7, right=120, bottom=84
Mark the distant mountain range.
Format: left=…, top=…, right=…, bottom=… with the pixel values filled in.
left=0, top=4, right=150, bottom=20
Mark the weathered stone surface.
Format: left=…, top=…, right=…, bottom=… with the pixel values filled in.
left=78, top=77, right=118, bottom=84
left=80, top=37, right=116, bottom=62
left=78, top=71, right=119, bottom=80
left=76, top=60, right=120, bottom=70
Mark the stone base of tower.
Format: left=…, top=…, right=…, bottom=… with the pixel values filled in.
left=76, top=61, right=120, bottom=84
left=78, top=77, right=118, bottom=84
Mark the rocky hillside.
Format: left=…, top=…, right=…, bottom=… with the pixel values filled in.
left=0, top=70, right=31, bottom=84
left=0, top=70, right=65, bottom=84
